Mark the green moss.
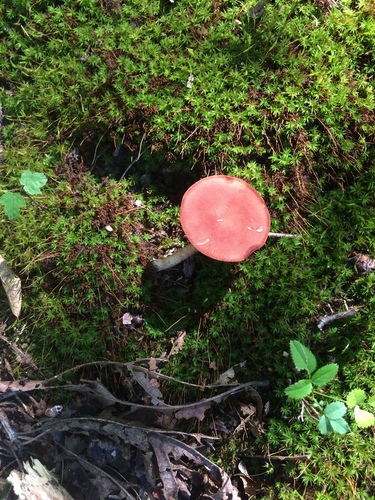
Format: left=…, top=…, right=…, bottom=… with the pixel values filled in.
left=1, top=0, right=375, bottom=496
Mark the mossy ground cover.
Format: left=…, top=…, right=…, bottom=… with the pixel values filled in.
left=1, top=0, right=375, bottom=497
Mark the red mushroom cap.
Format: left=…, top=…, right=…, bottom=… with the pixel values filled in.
left=180, top=175, right=270, bottom=262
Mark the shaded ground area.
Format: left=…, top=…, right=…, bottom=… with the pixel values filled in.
left=0, top=325, right=273, bottom=499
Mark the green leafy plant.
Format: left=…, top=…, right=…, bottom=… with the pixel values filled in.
left=346, top=388, right=375, bottom=428
left=318, top=401, right=350, bottom=435
left=285, top=341, right=375, bottom=435
left=285, top=340, right=348, bottom=435
left=0, top=170, right=47, bottom=220
left=285, top=340, right=339, bottom=398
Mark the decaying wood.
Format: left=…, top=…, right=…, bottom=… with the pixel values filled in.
left=0, top=408, right=18, bottom=443
left=346, top=252, right=375, bottom=275
left=0, top=254, right=22, bottom=317
left=8, top=458, right=73, bottom=500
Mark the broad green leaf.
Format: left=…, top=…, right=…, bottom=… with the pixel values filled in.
left=346, top=389, right=366, bottom=409
left=367, top=395, right=375, bottom=408
left=285, top=379, right=313, bottom=399
left=318, top=415, right=333, bottom=435
left=311, top=363, right=338, bottom=387
left=289, top=340, right=317, bottom=373
left=0, top=254, right=22, bottom=317
left=318, top=414, right=350, bottom=435
left=19, top=170, right=47, bottom=195
left=329, top=417, right=350, bottom=435
left=0, top=192, right=26, bottom=220
left=324, top=401, right=347, bottom=420
left=354, top=406, right=375, bottom=428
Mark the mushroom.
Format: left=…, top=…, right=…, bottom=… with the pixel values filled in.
left=152, top=175, right=271, bottom=271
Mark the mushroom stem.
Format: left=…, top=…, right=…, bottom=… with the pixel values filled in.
left=152, top=232, right=301, bottom=272
left=152, top=244, right=198, bottom=272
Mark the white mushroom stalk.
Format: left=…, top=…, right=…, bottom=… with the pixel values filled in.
left=152, top=243, right=198, bottom=272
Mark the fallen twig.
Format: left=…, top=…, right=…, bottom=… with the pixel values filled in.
left=8, top=458, right=74, bottom=500
left=268, top=232, right=301, bottom=238
left=317, top=308, right=358, bottom=330
left=0, top=408, right=18, bottom=443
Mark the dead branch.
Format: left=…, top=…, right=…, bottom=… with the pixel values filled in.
left=8, top=458, right=73, bottom=500
left=317, top=308, right=358, bottom=330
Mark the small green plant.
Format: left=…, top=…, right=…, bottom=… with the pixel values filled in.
left=285, top=340, right=375, bottom=435
left=346, top=388, right=375, bottom=428
left=0, top=170, right=47, bottom=220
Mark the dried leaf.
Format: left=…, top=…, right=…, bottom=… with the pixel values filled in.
left=148, top=432, right=235, bottom=499
left=75, top=379, right=120, bottom=406
left=0, top=254, right=22, bottom=317
left=122, top=312, right=143, bottom=329
left=131, top=371, right=164, bottom=405
left=148, top=357, right=160, bottom=371
left=212, top=362, right=246, bottom=386
left=168, top=330, right=186, bottom=357
left=214, top=367, right=236, bottom=385
left=240, top=404, right=257, bottom=418
left=149, top=436, right=178, bottom=499
left=0, top=380, right=44, bottom=393
left=122, top=312, right=133, bottom=325
left=0, top=330, right=37, bottom=369
left=233, top=404, right=258, bottom=434
left=15, top=351, right=37, bottom=368
left=175, top=401, right=211, bottom=421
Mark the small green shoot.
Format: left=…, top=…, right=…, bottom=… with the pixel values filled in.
left=290, top=340, right=317, bottom=373
left=346, top=389, right=375, bottom=428
left=0, top=192, right=26, bottom=220
left=318, top=402, right=350, bottom=435
left=286, top=341, right=375, bottom=435
left=285, top=340, right=338, bottom=398
left=0, top=170, right=47, bottom=219
left=19, top=170, right=47, bottom=195
left=285, top=340, right=345, bottom=435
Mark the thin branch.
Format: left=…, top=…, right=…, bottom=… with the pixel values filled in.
left=268, top=232, right=301, bottom=238
left=120, top=133, right=151, bottom=180
left=317, top=308, right=358, bottom=330
left=43, top=359, right=268, bottom=391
